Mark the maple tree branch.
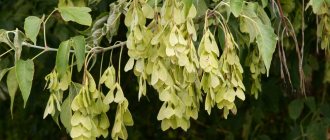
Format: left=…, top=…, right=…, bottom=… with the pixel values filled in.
left=21, top=41, right=126, bottom=54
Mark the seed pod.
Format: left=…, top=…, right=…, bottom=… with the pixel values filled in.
left=86, top=72, right=96, bottom=93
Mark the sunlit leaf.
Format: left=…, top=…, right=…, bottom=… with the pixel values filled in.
left=255, top=22, right=277, bottom=76
left=240, top=4, right=277, bottom=75
left=306, top=0, right=328, bottom=15
left=230, top=0, right=244, bottom=17
left=58, top=7, right=92, bottom=26
left=24, top=16, right=42, bottom=44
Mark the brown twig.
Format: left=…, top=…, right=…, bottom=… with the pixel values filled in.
left=274, top=0, right=305, bottom=94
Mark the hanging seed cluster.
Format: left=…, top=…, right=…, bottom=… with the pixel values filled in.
left=70, top=72, right=110, bottom=140
left=43, top=0, right=251, bottom=136
left=216, top=33, right=245, bottom=118
left=102, top=66, right=134, bottom=140
left=125, top=0, right=201, bottom=131
left=198, top=28, right=223, bottom=115
left=43, top=70, right=70, bottom=119
left=38, top=0, right=279, bottom=138
left=247, top=48, right=265, bottom=99
left=199, top=25, right=246, bottom=118
left=0, top=0, right=302, bottom=139
left=124, top=0, right=248, bottom=128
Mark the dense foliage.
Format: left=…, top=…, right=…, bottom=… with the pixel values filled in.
left=0, top=0, right=330, bottom=139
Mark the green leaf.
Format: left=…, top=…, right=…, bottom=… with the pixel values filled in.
left=52, top=107, right=61, bottom=127
left=24, top=16, right=42, bottom=44
left=147, top=0, right=159, bottom=6
left=240, top=3, right=277, bottom=75
left=7, top=68, right=18, bottom=117
left=71, top=36, right=85, bottom=72
left=59, top=0, right=86, bottom=7
left=260, top=0, right=268, bottom=8
left=320, top=103, right=330, bottom=118
left=240, top=16, right=257, bottom=43
left=193, top=0, right=208, bottom=17
left=305, top=97, right=316, bottom=112
left=183, top=0, right=193, bottom=17
left=230, top=0, right=244, bottom=17
left=306, top=122, right=327, bottom=140
left=0, top=67, right=11, bottom=81
left=56, top=40, right=70, bottom=78
left=60, top=97, right=72, bottom=132
left=255, top=22, right=277, bottom=75
left=106, top=4, right=121, bottom=42
left=306, top=0, right=328, bottom=15
left=16, top=59, right=34, bottom=108
left=58, top=7, right=92, bottom=26
left=0, top=29, right=14, bottom=48
left=60, top=83, right=79, bottom=133
left=288, top=99, right=304, bottom=120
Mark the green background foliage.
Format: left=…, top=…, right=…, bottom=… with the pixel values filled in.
left=0, top=0, right=329, bottom=139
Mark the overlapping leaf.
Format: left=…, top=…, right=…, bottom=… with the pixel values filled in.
left=24, top=16, right=42, bottom=44
left=58, top=7, right=92, bottom=26
left=16, top=59, right=34, bottom=108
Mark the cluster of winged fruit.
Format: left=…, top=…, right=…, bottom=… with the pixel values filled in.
left=124, top=0, right=248, bottom=130
left=44, top=65, right=133, bottom=140
left=39, top=0, right=278, bottom=139
left=125, top=0, right=202, bottom=131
